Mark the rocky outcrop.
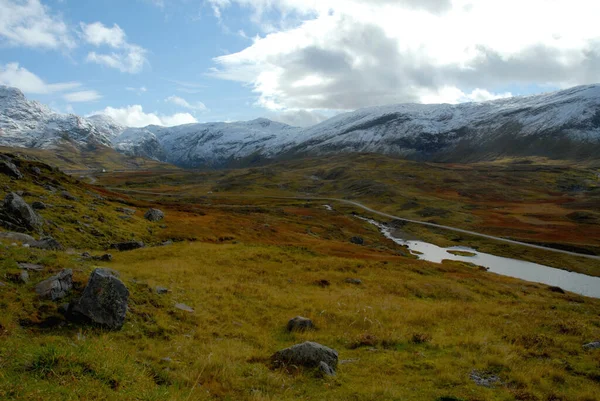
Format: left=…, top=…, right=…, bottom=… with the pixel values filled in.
left=71, top=268, right=129, bottom=330
left=0, top=159, right=23, bottom=179
left=0, top=192, right=43, bottom=232
left=271, top=342, right=339, bottom=375
left=144, top=208, right=164, bottom=222
left=35, top=269, right=73, bottom=300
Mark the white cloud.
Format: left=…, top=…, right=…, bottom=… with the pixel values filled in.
left=79, top=22, right=125, bottom=48
left=0, top=0, right=75, bottom=49
left=126, top=86, right=147, bottom=92
left=81, top=22, right=148, bottom=73
left=209, top=0, right=600, bottom=112
left=165, top=95, right=207, bottom=111
left=269, top=109, right=329, bottom=127
left=91, top=105, right=197, bottom=127
left=63, top=90, right=102, bottom=103
left=167, top=79, right=206, bottom=94
left=419, top=87, right=513, bottom=104
left=0, top=62, right=80, bottom=94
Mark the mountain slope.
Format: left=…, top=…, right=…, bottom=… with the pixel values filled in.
left=0, top=86, right=125, bottom=150
left=114, top=118, right=302, bottom=168
left=2, top=84, right=600, bottom=167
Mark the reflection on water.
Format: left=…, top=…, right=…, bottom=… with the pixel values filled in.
left=363, top=218, right=600, bottom=298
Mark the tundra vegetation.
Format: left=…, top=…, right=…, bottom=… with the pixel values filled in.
left=0, top=151, right=599, bottom=401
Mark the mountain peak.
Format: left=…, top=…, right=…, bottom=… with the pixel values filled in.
left=0, top=85, right=25, bottom=101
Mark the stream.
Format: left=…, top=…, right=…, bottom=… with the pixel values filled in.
left=363, top=218, right=600, bottom=298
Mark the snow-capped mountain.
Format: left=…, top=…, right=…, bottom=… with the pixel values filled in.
left=114, top=119, right=301, bottom=167
left=0, top=86, right=125, bottom=150
left=2, top=83, right=600, bottom=167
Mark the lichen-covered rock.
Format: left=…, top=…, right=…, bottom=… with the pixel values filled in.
left=71, top=268, right=129, bottom=330
left=286, top=316, right=315, bottom=332
left=144, top=208, right=165, bottom=222
left=35, top=269, right=73, bottom=300
left=271, top=341, right=339, bottom=372
left=0, top=193, right=43, bottom=232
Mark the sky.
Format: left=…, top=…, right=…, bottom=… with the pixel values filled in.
left=1, top=0, right=600, bottom=128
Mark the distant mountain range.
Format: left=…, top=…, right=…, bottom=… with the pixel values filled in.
left=1, top=84, right=600, bottom=168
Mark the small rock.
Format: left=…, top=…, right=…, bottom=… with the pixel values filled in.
left=31, top=167, right=42, bottom=175
left=161, top=240, right=173, bottom=246
left=548, top=286, right=565, bottom=294
left=0, top=281, right=6, bottom=287
left=161, top=357, right=173, bottom=363
left=19, top=270, right=29, bottom=283
left=61, top=191, right=77, bottom=201
left=175, top=303, right=194, bottom=312
left=98, top=254, right=112, bottom=261
left=350, top=236, right=364, bottom=245
left=71, top=268, right=129, bottom=330
left=18, top=263, right=44, bottom=272
left=43, top=184, right=57, bottom=193
left=470, top=370, right=502, bottom=388
left=115, top=207, right=136, bottom=215
left=583, top=341, right=600, bottom=350
left=31, top=237, right=63, bottom=251
left=271, top=341, right=339, bottom=372
left=318, top=361, right=336, bottom=377
left=111, top=241, right=144, bottom=251
left=144, top=208, right=165, bottom=222
left=287, top=316, right=315, bottom=332
left=31, top=201, right=47, bottom=210
left=35, top=269, right=73, bottom=300
left=0, top=159, right=23, bottom=179
left=156, top=286, right=169, bottom=294
left=345, top=278, right=362, bottom=285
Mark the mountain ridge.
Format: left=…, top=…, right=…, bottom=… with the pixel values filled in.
left=1, top=84, right=599, bottom=168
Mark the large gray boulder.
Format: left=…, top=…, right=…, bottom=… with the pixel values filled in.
left=0, top=193, right=43, bottom=232
left=271, top=341, right=339, bottom=374
left=72, top=268, right=129, bottom=330
left=0, top=159, right=23, bottom=179
left=35, top=269, right=73, bottom=300
left=0, top=231, right=36, bottom=245
left=144, top=208, right=164, bottom=222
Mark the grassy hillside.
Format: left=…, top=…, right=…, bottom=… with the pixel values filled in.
left=96, top=153, right=600, bottom=276
left=0, top=144, right=176, bottom=172
left=1, top=152, right=600, bottom=400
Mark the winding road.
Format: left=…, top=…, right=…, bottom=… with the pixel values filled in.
left=106, top=187, right=600, bottom=261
